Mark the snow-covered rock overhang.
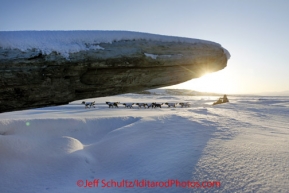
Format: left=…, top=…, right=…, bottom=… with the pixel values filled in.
left=0, top=31, right=230, bottom=113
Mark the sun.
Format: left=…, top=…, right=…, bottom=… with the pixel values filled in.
left=196, top=73, right=227, bottom=93
left=167, top=70, right=235, bottom=94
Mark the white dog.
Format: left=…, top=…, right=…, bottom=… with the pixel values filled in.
left=123, top=103, right=134, bottom=108
left=136, top=103, right=147, bottom=108
left=179, top=102, right=190, bottom=107
left=82, top=101, right=95, bottom=108
left=165, top=102, right=178, bottom=108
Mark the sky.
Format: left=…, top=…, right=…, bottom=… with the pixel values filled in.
left=0, top=0, right=288, bottom=95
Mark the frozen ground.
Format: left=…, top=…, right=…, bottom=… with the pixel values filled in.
left=0, top=94, right=288, bottom=193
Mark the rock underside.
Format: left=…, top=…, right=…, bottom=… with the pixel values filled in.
left=0, top=40, right=229, bottom=113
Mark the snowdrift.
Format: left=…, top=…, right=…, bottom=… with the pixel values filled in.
left=0, top=94, right=288, bottom=193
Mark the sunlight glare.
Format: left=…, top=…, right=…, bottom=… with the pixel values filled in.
left=167, top=70, right=236, bottom=94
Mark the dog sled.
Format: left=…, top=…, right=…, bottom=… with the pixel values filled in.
left=213, top=95, right=229, bottom=105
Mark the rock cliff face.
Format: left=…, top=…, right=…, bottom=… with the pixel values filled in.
left=0, top=32, right=230, bottom=113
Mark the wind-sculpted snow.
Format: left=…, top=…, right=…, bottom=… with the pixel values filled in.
left=0, top=94, right=288, bottom=193
left=0, top=114, right=214, bottom=193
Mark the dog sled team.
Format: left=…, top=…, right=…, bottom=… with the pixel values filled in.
left=81, top=101, right=191, bottom=109
left=82, top=94, right=229, bottom=108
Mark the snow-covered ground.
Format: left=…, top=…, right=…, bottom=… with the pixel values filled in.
left=0, top=94, right=288, bottom=193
